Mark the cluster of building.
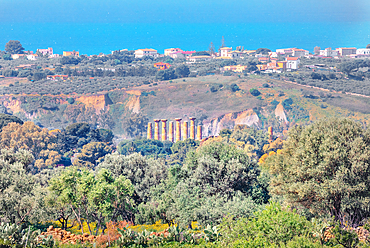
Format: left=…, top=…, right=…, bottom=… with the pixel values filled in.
left=9, top=45, right=370, bottom=75
left=10, top=48, right=79, bottom=61
left=311, top=47, right=370, bottom=58
left=147, top=118, right=203, bottom=142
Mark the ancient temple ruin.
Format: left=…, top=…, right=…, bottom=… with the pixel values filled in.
left=147, top=118, right=202, bottom=142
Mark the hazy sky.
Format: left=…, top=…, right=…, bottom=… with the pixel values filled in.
left=1, top=0, right=370, bottom=23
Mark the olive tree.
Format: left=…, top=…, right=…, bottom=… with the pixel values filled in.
left=262, top=118, right=370, bottom=226
left=0, top=149, right=44, bottom=224
left=97, top=152, right=168, bottom=204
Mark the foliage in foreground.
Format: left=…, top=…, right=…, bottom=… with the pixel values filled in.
left=262, top=118, right=370, bottom=226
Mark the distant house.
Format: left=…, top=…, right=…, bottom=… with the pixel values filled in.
left=26, top=54, right=38, bottom=60
left=286, top=57, right=300, bottom=69
left=356, top=49, right=370, bottom=55
left=223, top=65, right=248, bottom=73
left=63, top=51, right=80, bottom=56
left=168, top=51, right=185, bottom=59
left=336, top=48, right=357, bottom=56
left=275, top=48, right=308, bottom=57
left=181, top=51, right=196, bottom=57
left=291, top=48, right=309, bottom=57
left=154, top=62, right=171, bottom=70
left=11, top=54, right=26, bottom=59
left=277, top=61, right=287, bottom=71
left=37, top=47, right=53, bottom=56
left=276, top=48, right=293, bottom=56
left=188, top=55, right=212, bottom=63
left=228, top=51, right=242, bottom=59
left=134, top=49, right=158, bottom=58
left=319, top=48, right=338, bottom=57
left=164, top=48, right=183, bottom=56
left=220, top=47, right=232, bottom=57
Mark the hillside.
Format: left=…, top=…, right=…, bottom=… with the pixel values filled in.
left=1, top=74, right=370, bottom=138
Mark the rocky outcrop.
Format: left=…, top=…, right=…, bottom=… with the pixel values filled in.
left=203, top=109, right=260, bottom=136
left=275, top=103, right=288, bottom=123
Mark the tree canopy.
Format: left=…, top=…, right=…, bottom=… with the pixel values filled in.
left=0, top=149, right=41, bottom=224
left=0, top=114, right=23, bottom=132
left=5, top=40, right=25, bottom=54
left=73, top=142, right=113, bottom=169
left=262, top=118, right=370, bottom=226
left=48, top=166, right=134, bottom=235
left=0, top=121, right=61, bottom=170
left=256, top=48, right=271, bottom=55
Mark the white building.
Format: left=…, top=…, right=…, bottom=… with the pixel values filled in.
left=356, top=49, right=370, bottom=55
left=292, top=48, right=309, bottom=57
left=26, top=54, right=38, bottom=60
left=336, top=48, right=357, bottom=56
left=276, top=48, right=293, bottom=56
left=319, top=48, right=339, bottom=57
left=164, top=48, right=182, bottom=56
left=188, top=55, right=212, bottom=63
left=37, top=47, right=53, bottom=56
left=228, top=51, right=242, bottom=59
left=276, top=48, right=308, bottom=57
left=169, top=51, right=185, bottom=59
left=286, top=57, right=300, bottom=70
left=134, top=49, right=158, bottom=58
left=11, top=54, right=26, bottom=59
left=220, top=47, right=232, bottom=57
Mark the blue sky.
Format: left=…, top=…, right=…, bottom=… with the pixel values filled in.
left=1, top=0, right=370, bottom=23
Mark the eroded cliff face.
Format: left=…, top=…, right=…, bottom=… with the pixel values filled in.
left=125, top=95, right=140, bottom=113
left=76, top=95, right=107, bottom=113
left=203, top=109, right=261, bottom=136
left=3, top=98, right=22, bottom=114
left=275, top=103, right=288, bottom=123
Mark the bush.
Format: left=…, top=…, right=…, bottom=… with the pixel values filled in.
left=230, top=83, right=240, bottom=92
left=210, top=85, right=218, bottom=93
left=66, top=98, right=75, bottom=104
left=220, top=202, right=314, bottom=247
left=250, top=88, right=261, bottom=96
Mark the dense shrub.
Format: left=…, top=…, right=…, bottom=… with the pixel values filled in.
left=250, top=88, right=261, bottom=96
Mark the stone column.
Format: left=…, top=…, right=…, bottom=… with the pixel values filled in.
left=161, top=119, right=167, bottom=141
left=154, top=119, right=160, bottom=140
left=175, top=118, right=182, bottom=142
left=189, top=117, right=196, bottom=139
left=169, top=121, right=174, bottom=142
left=197, top=126, right=202, bottom=140
left=183, top=121, right=189, bottom=140
left=147, top=122, right=153, bottom=139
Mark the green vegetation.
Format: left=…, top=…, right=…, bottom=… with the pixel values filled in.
left=0, top=118, right=370, bottom=247
left=3, top=39, right=370, bottom=246
left=262, top=118, right=370, bottom=226
left=5, top=40, right=25, bottom=54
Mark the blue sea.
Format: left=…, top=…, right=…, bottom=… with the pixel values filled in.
left=1, top=22, right=370, bottom=55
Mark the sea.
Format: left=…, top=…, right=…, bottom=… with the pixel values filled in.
left=1, top=22, right=370, bottom=55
